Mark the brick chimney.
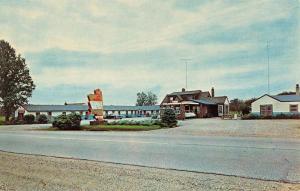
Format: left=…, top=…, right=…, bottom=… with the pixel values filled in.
left=211, top=87, right=215, bottom=97
left=296, top=84, right=300, bottom=96
left=182, top=88, right=185, bottom=92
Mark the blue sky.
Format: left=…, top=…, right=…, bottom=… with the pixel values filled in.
left=0, top=0, right=299, bottom=105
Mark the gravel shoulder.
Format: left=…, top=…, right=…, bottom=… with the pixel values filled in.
left=0, top=151, right=299, bottom=191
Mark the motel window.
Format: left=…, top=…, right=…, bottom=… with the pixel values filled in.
left=290, top=104, right=298, bottom=113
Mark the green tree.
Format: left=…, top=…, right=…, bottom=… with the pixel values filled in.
left=0, top=40, right=35, bottom=122
left=230, top=98, right=256, bottom=115
left=161, top=108, right=177, bottom=128
left=136, top=91, right=158, bottom=106
left=146, top=91, right=158, bottom=106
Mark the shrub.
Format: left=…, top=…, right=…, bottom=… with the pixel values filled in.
left=37, top=114, right=48, bottom=124
left=151, top=115, right=158, bottom=119
left=242, top=113, right=300, bottom=120
left=160, top=108, right=177, bottom=128
left=24, top=114, right=35, bottom=124
left=52, top=113, right=81, bottom=130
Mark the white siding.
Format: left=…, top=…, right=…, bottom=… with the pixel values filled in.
left=251, top=95, right=300, bottom=114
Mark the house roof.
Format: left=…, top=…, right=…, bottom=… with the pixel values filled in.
left=192, top=98, right=216, bottom=105
left=255, top=94, right=300, bottom=102
left=169, top=90, right=202, bottom=96
left=22, top=104, right=160, bottom=112
left=271, top=95, right=300, bottom=102
left=192, top=96, right=228, bottom=105
left=210, top=96, right=228, bottom=104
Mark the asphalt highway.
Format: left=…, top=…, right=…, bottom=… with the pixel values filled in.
left=0, top=129, right=299, bottom=183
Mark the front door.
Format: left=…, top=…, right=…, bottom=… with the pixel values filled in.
left=260, top=105, right=273, bottom=116
left=218, top=105, right=223, bottom=116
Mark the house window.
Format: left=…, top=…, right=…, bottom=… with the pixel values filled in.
left=185, top=105, right=190, bottom=112
left=48, top=112, right=52, bottom=116
left=260, top=105, right=273, bottom=116
left=36, top=112, right=40, bottom=116
left=290, top=104, right=298, bottom=113
left=62, top=112, right=66, bottom=115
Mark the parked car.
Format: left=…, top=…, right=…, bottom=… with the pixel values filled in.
left=185, top=112, right=196, bottom=118
left=105, top=114, right=123, bottom=119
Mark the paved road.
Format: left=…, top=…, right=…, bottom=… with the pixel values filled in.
left=0, top=128, right=299, bottom=183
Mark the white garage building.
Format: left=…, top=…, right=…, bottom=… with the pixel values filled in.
left=251, top=84, right=300, bottom=116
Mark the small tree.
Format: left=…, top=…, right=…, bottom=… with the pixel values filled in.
left=37, top=114, right=48, bottom=124
left=161, top=108, right=177, bottom=128
left=24, top=114, right=35, bottom=124
left=0, top=40, right=35, bottom=122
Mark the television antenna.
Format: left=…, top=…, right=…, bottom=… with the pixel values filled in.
left=267, top=40, right=270, bottom=94
left=181, top=58, right=192, bottom=90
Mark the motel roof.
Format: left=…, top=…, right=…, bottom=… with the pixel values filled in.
left=22, top=104, right=160, bottom=112
left=104, top=105, right=160, bottom=111
left=23, top=104, right=88, bottom=112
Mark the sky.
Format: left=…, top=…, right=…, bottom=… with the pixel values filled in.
left=0, top=0, right=299, bottom=105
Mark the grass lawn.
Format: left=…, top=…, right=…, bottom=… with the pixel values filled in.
left=43, top=125, right=162, bottom=131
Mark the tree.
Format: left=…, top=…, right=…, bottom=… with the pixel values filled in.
left=161, top=108, right=177, bottom=128
left=277, top=91, right=295, bottom=95
left=136, top=91, right=158, bottom=106
left=229, top=98, right=256, bottom=115
left=0, top=40, right=35, bottom=122
left=146, top=91, right=158, bottom=106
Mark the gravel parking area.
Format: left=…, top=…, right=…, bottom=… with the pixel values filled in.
left=154, top=119, right=300, bottom=139
left=0, top=151, right=299, bottom=191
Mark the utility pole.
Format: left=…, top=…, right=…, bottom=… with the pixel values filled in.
left=267, top=40, right=270, bottom=94
left=181, top=58, right=192, bottom=90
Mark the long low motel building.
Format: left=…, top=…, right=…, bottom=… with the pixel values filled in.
left=15, top=104, right=160, bottom=120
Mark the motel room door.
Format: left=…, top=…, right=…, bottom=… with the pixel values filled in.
left=260, top=105, right=273, bottom=117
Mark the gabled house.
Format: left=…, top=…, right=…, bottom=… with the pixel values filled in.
left=251, top=84, right=300, bottom=116
left=160, top=88, right=229, bottom=119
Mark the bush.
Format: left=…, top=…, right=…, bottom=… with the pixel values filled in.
left=160, top=108, right=177, bottom=128
left=24, top=114, right=35, bottom=124
left=242, top=113, right=300, bottom=120
left=52, top=113, right=81, bottom=130
left=37, top=114, right=48, bottom=124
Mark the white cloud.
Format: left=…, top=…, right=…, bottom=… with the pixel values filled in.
left=0, top=0, right=294, bottom=54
